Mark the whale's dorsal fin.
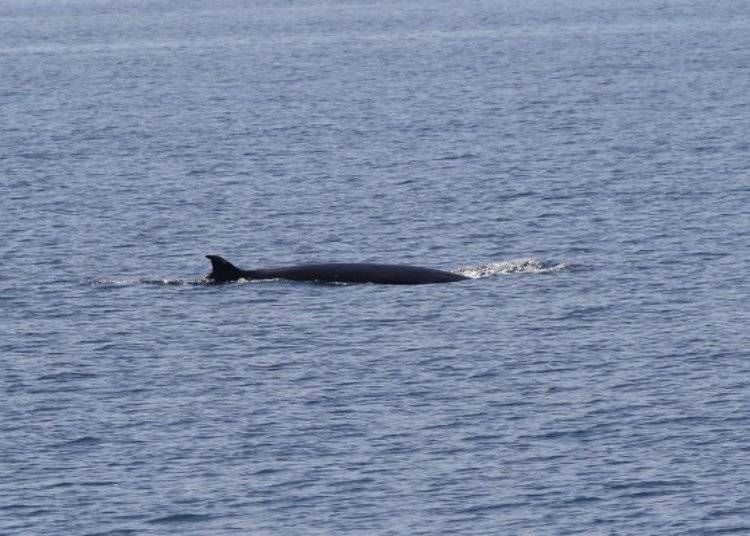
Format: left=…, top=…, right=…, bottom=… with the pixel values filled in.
left=206, top=255, right=245, bottom=282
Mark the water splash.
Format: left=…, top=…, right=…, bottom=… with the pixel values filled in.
left=455, top=259, right=572, bottom=279
left=92, top=277, right=206, bottom=288
left=92, top=276, right=273, bottom=288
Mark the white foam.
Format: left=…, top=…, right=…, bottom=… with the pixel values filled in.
left=455, top=259, right=572, bottom=279
left=93, top=277, right=200, bottom=287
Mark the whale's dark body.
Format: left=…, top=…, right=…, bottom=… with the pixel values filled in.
left=206, top=255, right=468, bottom=285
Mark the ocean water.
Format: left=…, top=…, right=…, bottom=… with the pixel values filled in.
left=2, top=0, right=749, bottom=534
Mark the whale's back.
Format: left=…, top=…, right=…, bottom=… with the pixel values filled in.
left=262, top=263, right=467, bottom=285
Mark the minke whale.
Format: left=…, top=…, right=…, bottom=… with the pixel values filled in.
left=206, top=255, right=468, bottom=285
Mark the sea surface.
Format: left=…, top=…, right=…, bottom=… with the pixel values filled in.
left=2, top=0, right=749, bottom=534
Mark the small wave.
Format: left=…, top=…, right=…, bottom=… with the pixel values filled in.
left=434, top=152, right=478, bottom=161
left=147, top=513, right=215, bottom=524
left=38, top=372, right=97, bottom=381
left=57, top=436, right=102, bottom=448
left=86, top=530, right=138, bottom=536
left=455, top=259, right=572, bottom=278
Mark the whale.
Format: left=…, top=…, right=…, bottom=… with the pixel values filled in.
left=205, top=255, right=468, bottom=285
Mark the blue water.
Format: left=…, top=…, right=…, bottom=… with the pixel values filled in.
left=2, top=0, right=750, bottom=534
